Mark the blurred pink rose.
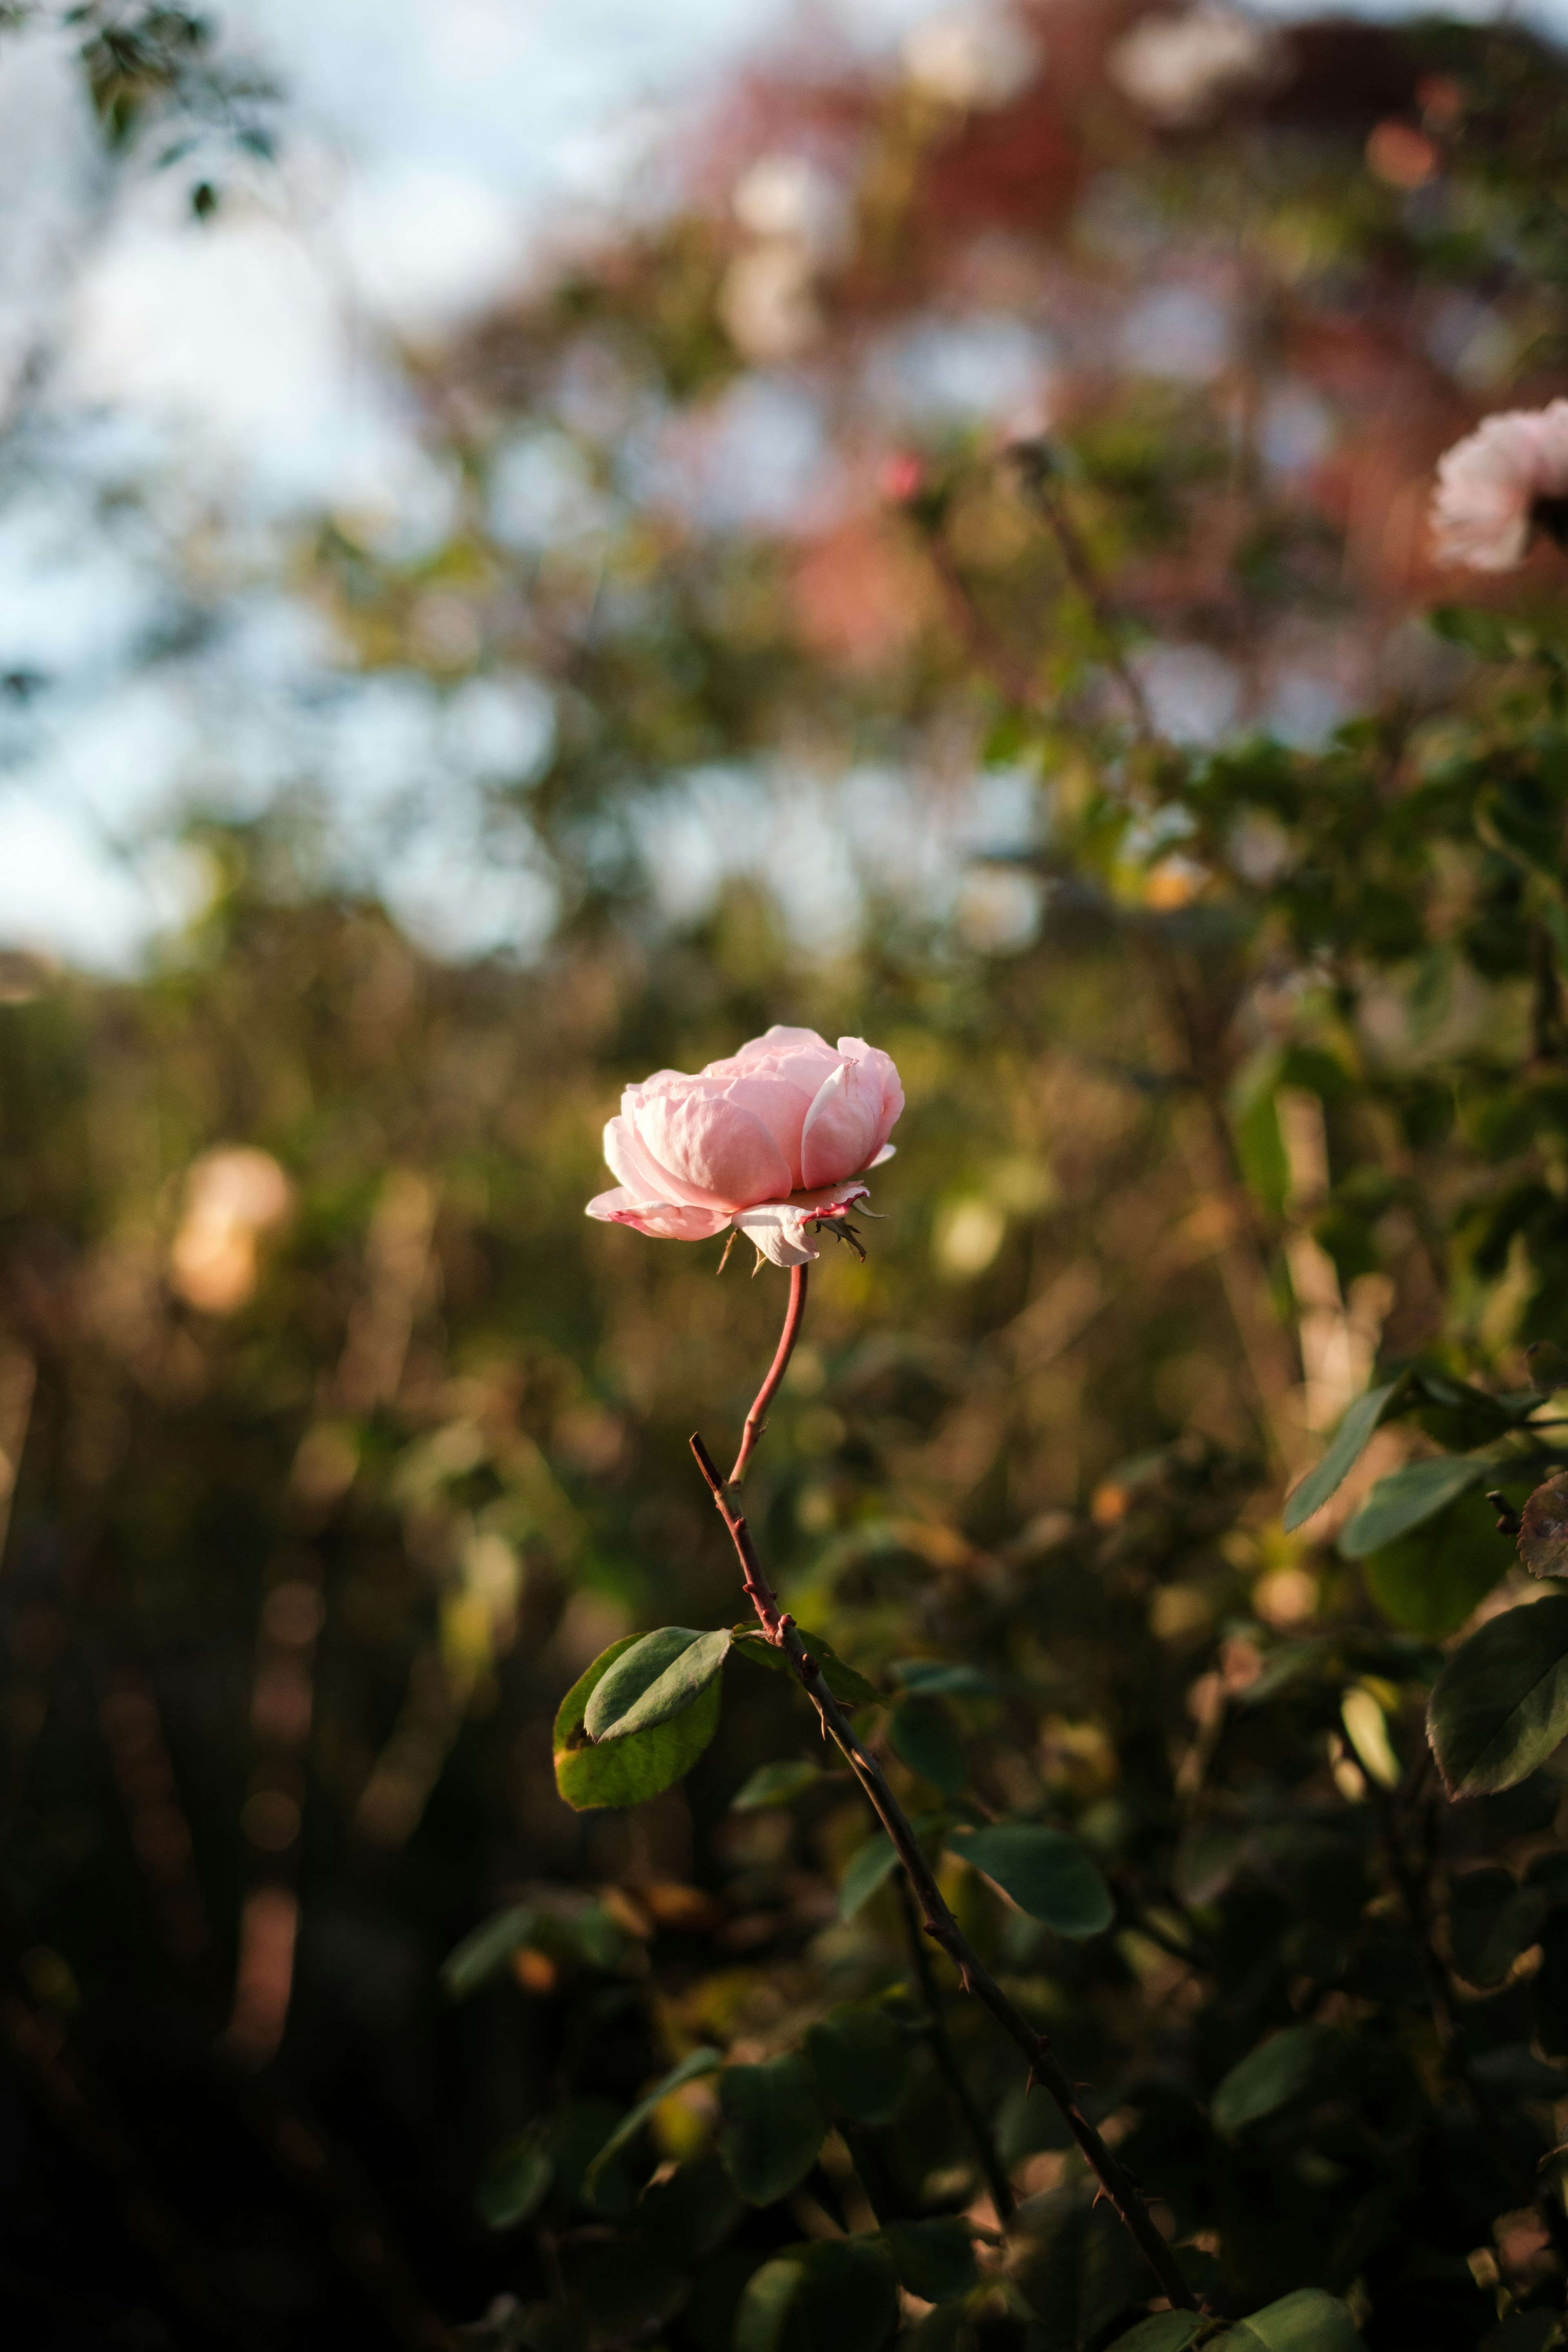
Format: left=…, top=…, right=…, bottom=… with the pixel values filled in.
left=1430, top=400, right=1568, bottom=571
left=586, top=1025, right=903, bottom=1267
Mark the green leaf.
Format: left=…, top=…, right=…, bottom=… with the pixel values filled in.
left=1116, top=2319, right=1206, bottom=2352
left=890, top=1697, right=967, bottom=1795
left=474, top=2126, right=552, bottom=2230
left=1361, top=1488, right=1514, bottom=1638
left=1229, top=1048, right=1290, bottom=1218
left=1210, top=2025, right=1325, bottom=2137
left=733, top=2256, right=805, bottom=2352
left=1283, top=1378, right=1406, bottom=1532
left=732, top=1626, right=882, bottom=1706
left=735, top=2238, right=901, bottom=2352
left=1213, top=2288, right=1362, bottom=2352
left=581, top=2047, right=722, bottom=2203
left=892, top=1658, right=1000, bottom=1696
left=1447, top=1866, right=1543, bottom=1990
left=1339, top=1453, right=1490, bottom=1558
left=1006, top=2179, right=1145, bottom=2344
left=731, top=1758, right=826, bottom=1810
left=441, top=1902, right=537, bottom=2000
left=553, top=1637, right=722, bottom=1812
left=840, top=1833, right=901, bottom=1920
left=717, top=2054, right=828, bottom=2204
left=805, top=2002, right=911, bottom=2125
left=1428, top=1595, right=1568, bottom=1797
left=1520, top=1470, right=1568, bottom=1579
left=583, top=1625, right=731, bottom=1741
left=1430, top=603, right=1520, bottom=662
left=880, top=2217, right=977, bottom=2305
left=946, top=1823, right=1114, bottom=1937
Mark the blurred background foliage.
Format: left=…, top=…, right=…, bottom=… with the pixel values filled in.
left=10, top=1, right=1568, bottom=2347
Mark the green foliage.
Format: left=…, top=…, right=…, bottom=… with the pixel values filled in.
left=1427, top=1594, right=1568, bottom=1794
left=553, top=1636, right=723, bottom=1809
left=1005, top=2180, right=1148, bottom=2345
left=476, top=2126, right=554, bottom=2230
left=730, top=1757, right=826, bottom=1808
left=1283, top=1380, right=1407, bottom=1533
left=716, top=2056, right=828, bottom=2204
left=1339, top=1453, right=1492, bottom=1558
left=581, top=2048, right=722, bottom=2202
left=581, top=1623, right=731, bottom=1740
left=1361, top=1488, right=1517, bottom=1638
left=1210, top=2025, right=1326, bottom=2138
left=1216, top=2291, right=1363, bottom=2352
left=946, top=1823, right=1114, bottom=1938
left=804, top=2001, right=911, bottom=2125
left=838, top=1833, right=901, bottom=1921
left=733, top=2238, right=900, bottom=2352
left=889, top=1695, right=967, bottom=1795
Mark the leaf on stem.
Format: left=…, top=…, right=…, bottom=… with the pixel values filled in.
left=553, top=1637, right=723, bottom=1811
left=1006, top=2179, right=1146, bottom=2346
left=892, top=1658, right=1002, bottom=1696
left=1361, top=1488, right=1516, bottom=1639
left=474, top=2125, right=552, bottom=2230
left=839, top=1832, right=900, bottom=1920
left=733, top=2238, right=900, bottom=2352
left=879, top=2216, right=978, bottom=2303
left=1212, top=2288, right=1362, bottom=2350
left=1210, top=2023, right=1325, bottom=2137
left=1283, top=1376, right=1407, bottom=1533
left=581, top=2047, right=722, bottom=2203
left=1115, top=2319, right=1206, bottom=2352
left=1338, top=1452, right=1490, bottom=1557
left=584, top=1625, right=731, bottom=1741
left=441, top=1903, right=537, bottom=2000
left=805, top=2000, right=911, bottom=2124
left=730, top=1758, right=826, bottom=1809
left=731, top=1625, right=882, bottom=1706
left=946, top=1823, right=1114, bottom=1938
left=890, top=1696, right=967, bottom=1795
left=1427, top=1594, right=1568, bottom=1797
left=717, top=2053, right=827, bottom=2204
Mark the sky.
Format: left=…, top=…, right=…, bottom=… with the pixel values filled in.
left=0, top=0, right=979, bottom=969
left=0, top=0, right=1554, bottom=971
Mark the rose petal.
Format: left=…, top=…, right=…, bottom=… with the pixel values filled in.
left=586, top=1186, right=730, bottom=1242
left=800, top=1054, right=899, bottom=1188
left=633, top=1079, right=793, bottom=1209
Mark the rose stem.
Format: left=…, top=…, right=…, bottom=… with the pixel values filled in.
left=690, top=1316, right=1197, bottom=2313
left=891, top=1868, right=1016, bottom=2221
left=728, top=1261, right=809, bottom=1486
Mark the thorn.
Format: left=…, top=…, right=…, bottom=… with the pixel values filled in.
left=799, top=1651, right=817, bottom=1676
left=1024, top=2069, right=1037, bottom=2098
left=1487, top=1489, right=1523, bottom=1536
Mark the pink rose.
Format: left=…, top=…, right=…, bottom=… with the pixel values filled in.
left=1430, top=400, right=1568, bottom=572
left=586, top=1025, right=903, bottom=1267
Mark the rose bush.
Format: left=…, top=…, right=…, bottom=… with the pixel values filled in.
left=586, top=1023, right=903, bottom=1265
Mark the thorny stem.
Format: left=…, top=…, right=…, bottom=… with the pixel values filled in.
left=892, top=1869, right=1016, bottom=2220
left=729, top=1263, right=808, bottom=1486
left=690, top=1298, right=1199, bottom=2316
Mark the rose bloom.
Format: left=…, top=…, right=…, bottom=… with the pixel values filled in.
left=1430, top=399, right=1568, bottom=572
left=586, top=1026, right=903, bottom=1267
